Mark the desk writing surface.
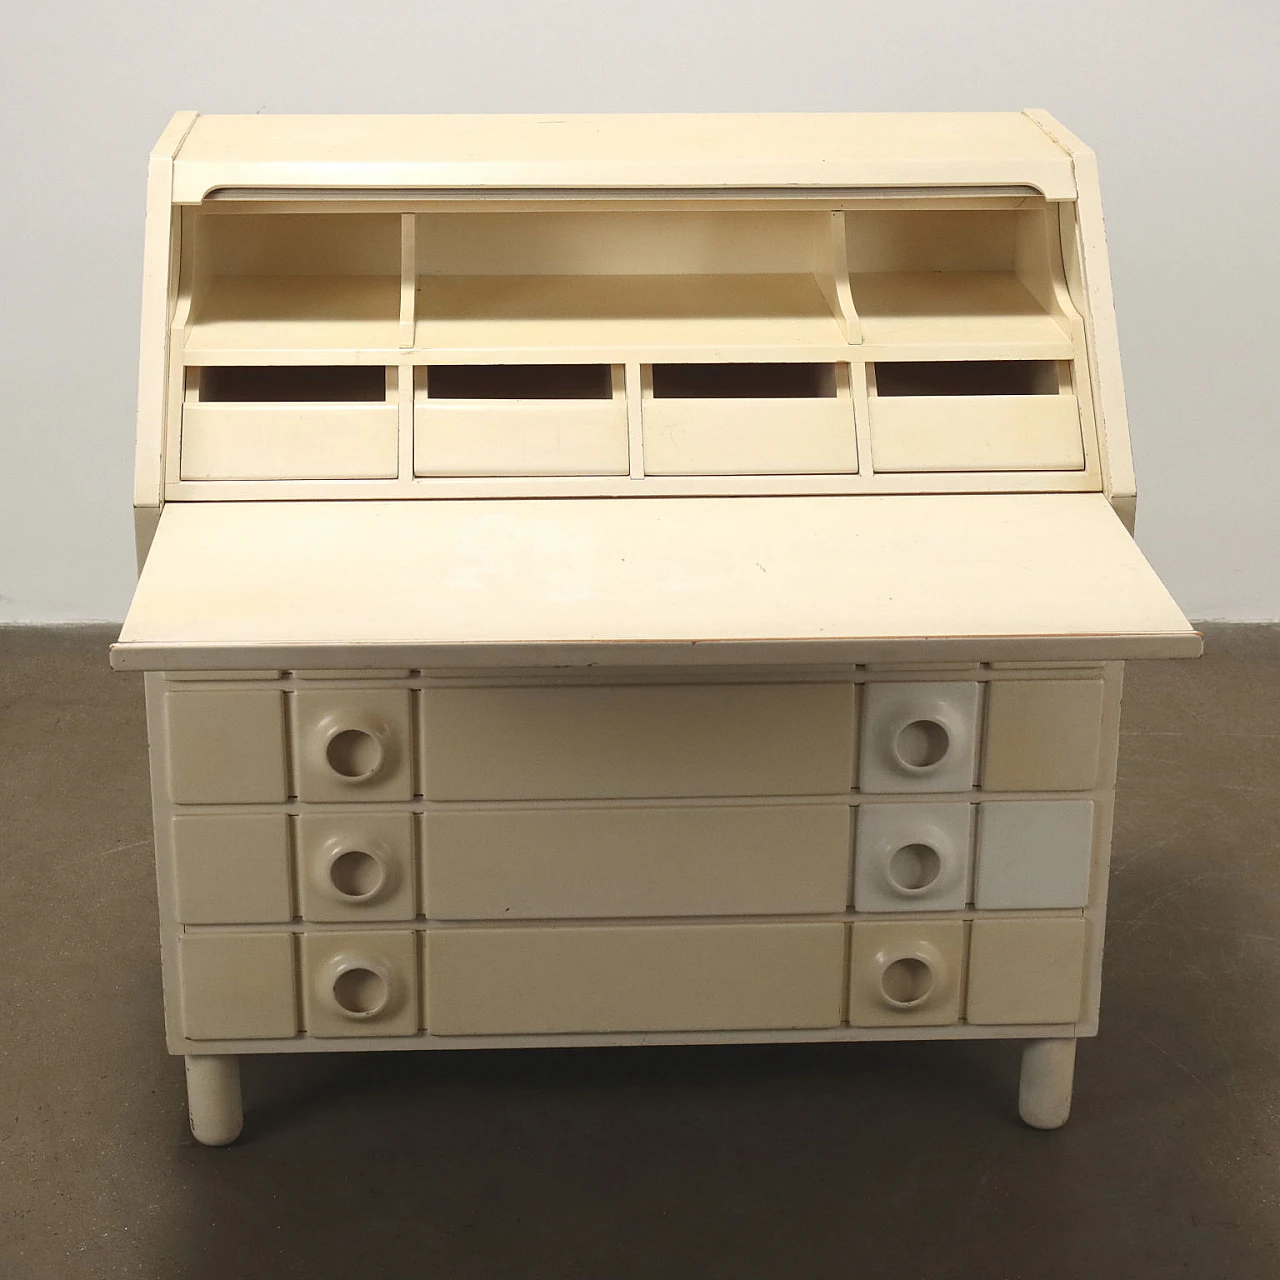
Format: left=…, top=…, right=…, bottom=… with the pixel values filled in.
left=112, top=494, right=1200, bottom=670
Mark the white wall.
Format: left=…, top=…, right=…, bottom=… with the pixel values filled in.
left=2, top=0, right=1276, bottom=622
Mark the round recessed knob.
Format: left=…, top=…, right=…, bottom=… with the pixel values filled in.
left=887, top=842, right=943, bottom=894
left=328, top=847, right=387, bottom=901
left=892, top=718, right=950, bottom=771
left=325, top=727, right=385, bottom=781
left=329, top=959, right=391, bottom=1019
left=880, top=956, right=935, bottom=1008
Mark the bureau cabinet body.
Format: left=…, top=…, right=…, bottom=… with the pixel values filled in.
left=114, top=111, right=1201, bottom=1141
left=148, top=664, right=1119, bottom=1051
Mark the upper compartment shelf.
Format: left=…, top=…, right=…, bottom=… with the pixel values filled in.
left=413, top=210, right=847, bottom=353
left=414, top=273, right=843, bottom=350
left=184, top=212, right=401, bottom=355
left=845, top=208, right=1073, bottom=356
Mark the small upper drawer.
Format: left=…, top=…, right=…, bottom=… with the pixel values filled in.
left=982, top=680, right=1106, bottom=791
left=180, top=365, right=398, bottom=481
left=414, top=364, right=628, bottom=476
left=868, top=360, right=1084, bottom=473
left=421, top=682, right=856, bottom=801
left=641, top=363, right=857, bottom=475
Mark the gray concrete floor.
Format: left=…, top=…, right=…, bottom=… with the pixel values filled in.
left=2, top=624, right=1278, bottom=1279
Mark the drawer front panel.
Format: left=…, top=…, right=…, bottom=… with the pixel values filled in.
left=180, top=403, right=398, bottom=481
left=869, top=395, right=1084, bottom=473
left=983, top=680, right=1105, bottom=791
left=297, top=812, right=416, bottom=923
left=291, top=689, right=414, bottom=803
left=301, top=931, right=419, bottom=1037
left=973, top=800, right=1094, bottom=910
left=858, top=682, right=980, bottom=794
left=422, top=803, right=851, bottom=919
left=847, top=920, right=966, bottom=1027
left=414, top=399, right=630, bottom=476
left=421, top=683, right=856, bottom=801
left=642, top=399, right=858, bottom=475
left=166, top=690, right=288, bottom=804
left=853, top=803, right=973, bottom=912
left=967, top=917, right=1087, bottom=1025
left=179, top=933, right=297, bottom=1040
left=172, top=813, right=292, bottom=924
left=425, top=922, right=846, bottom=1034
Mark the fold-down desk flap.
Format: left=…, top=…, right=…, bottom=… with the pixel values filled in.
left=112, top=494, right=1201, bottom=671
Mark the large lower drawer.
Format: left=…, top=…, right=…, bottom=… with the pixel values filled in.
left=420, top=683, right=857, bottom=800
left=422, top=803, right=852, bottom=919
left=424, top=922, right=847, bottom=1035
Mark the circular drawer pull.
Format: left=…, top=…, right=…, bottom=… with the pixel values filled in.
left=887, top=842, right=943, bottom=894
left=876, top=943, right=946, bottom=1010
left=325, top=726, right=385, bottom=781
left=328, top=957, right=392, bottom=1020
left=892, top=718, right=950, bottom=771
left=328, top=847, right=387, bottom=901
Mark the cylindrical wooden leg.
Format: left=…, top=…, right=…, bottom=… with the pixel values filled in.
left=1018, top=1038, right=1076, bottom=1129
left=185, top=1055, right=243, bottom=1146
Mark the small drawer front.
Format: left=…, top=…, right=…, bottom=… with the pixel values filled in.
left=414, top=399, right=629, bottom=476
left=172, top=813, right=292, bottom=924
left=425, top=923, right=846, bottom=1035
left=166, top=690, right=288, bottom=805
left=297, top=812, right=416, bottom=922
left=858, top=682, right=980, bottom=794
left=869, top=395, right=1084, bottom=473
left=292, top=690, right=414, bottom=803
left=967, top=917, right=1088, bottom=1025
left=847, top=920, right=966, bottom=1027
left=422, top=803, right=851, bottom=920
left=853, top=803, right=973, bottom=912
left=642, top=398, right=858, bottom=475
left=301, top=930, right=418, bottom=1037
left=180, top=403, right=399, bottom=480
left=973, top=800, right=1095, bottom=910
left=179, top=933, right=297, bottom=1040
left=421, top=683, right=856, bottom=801
left=983, top=680, right=1106, bottom=792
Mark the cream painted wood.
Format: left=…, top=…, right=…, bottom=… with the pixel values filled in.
left=974, top=800, right=1095, bottom=910
left=849, top=273, right=1071, bottom=353
left=421, top=683, right=855, bottom=800
left=967, top=917, right=1088, bottom=1025
left=301, top=931, right=418, bottom=1037
left=297, top=812, right=416, bottom=923
left=415, top=274, right=846, bottom=351
left=847, top=920, right=966, bottom=1027
left=424, top=923, right=846, bottom=1036
left=421, top=803, right=851, bottom=920
left=291, top=689, right=414, bottom=803
left=172, top=813, right=292, bottom=924
left=1018, top=1038, right=1077, bottom=1129
left=165, top=689, right=288, bottom=804
left=184, top=1056, right=243, bottom=1146
left=641, top=373, right=858, bottom=476
left=858, top=682, right=981, bottom=793
left=180, top=403, right=399, bottom=480
left=178, top=933, right=297, bottom=1040
left=853, top=803, right=973, bottom=913
left=414, top=367, right=629, bottom=477
left=869, top=395, right=1084, bottom=473
left=983, top=680, right=1105, bottom=791
left=170, top=113, right=1078, bottom=203
left=111, top=496, right=1201, bottom=672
